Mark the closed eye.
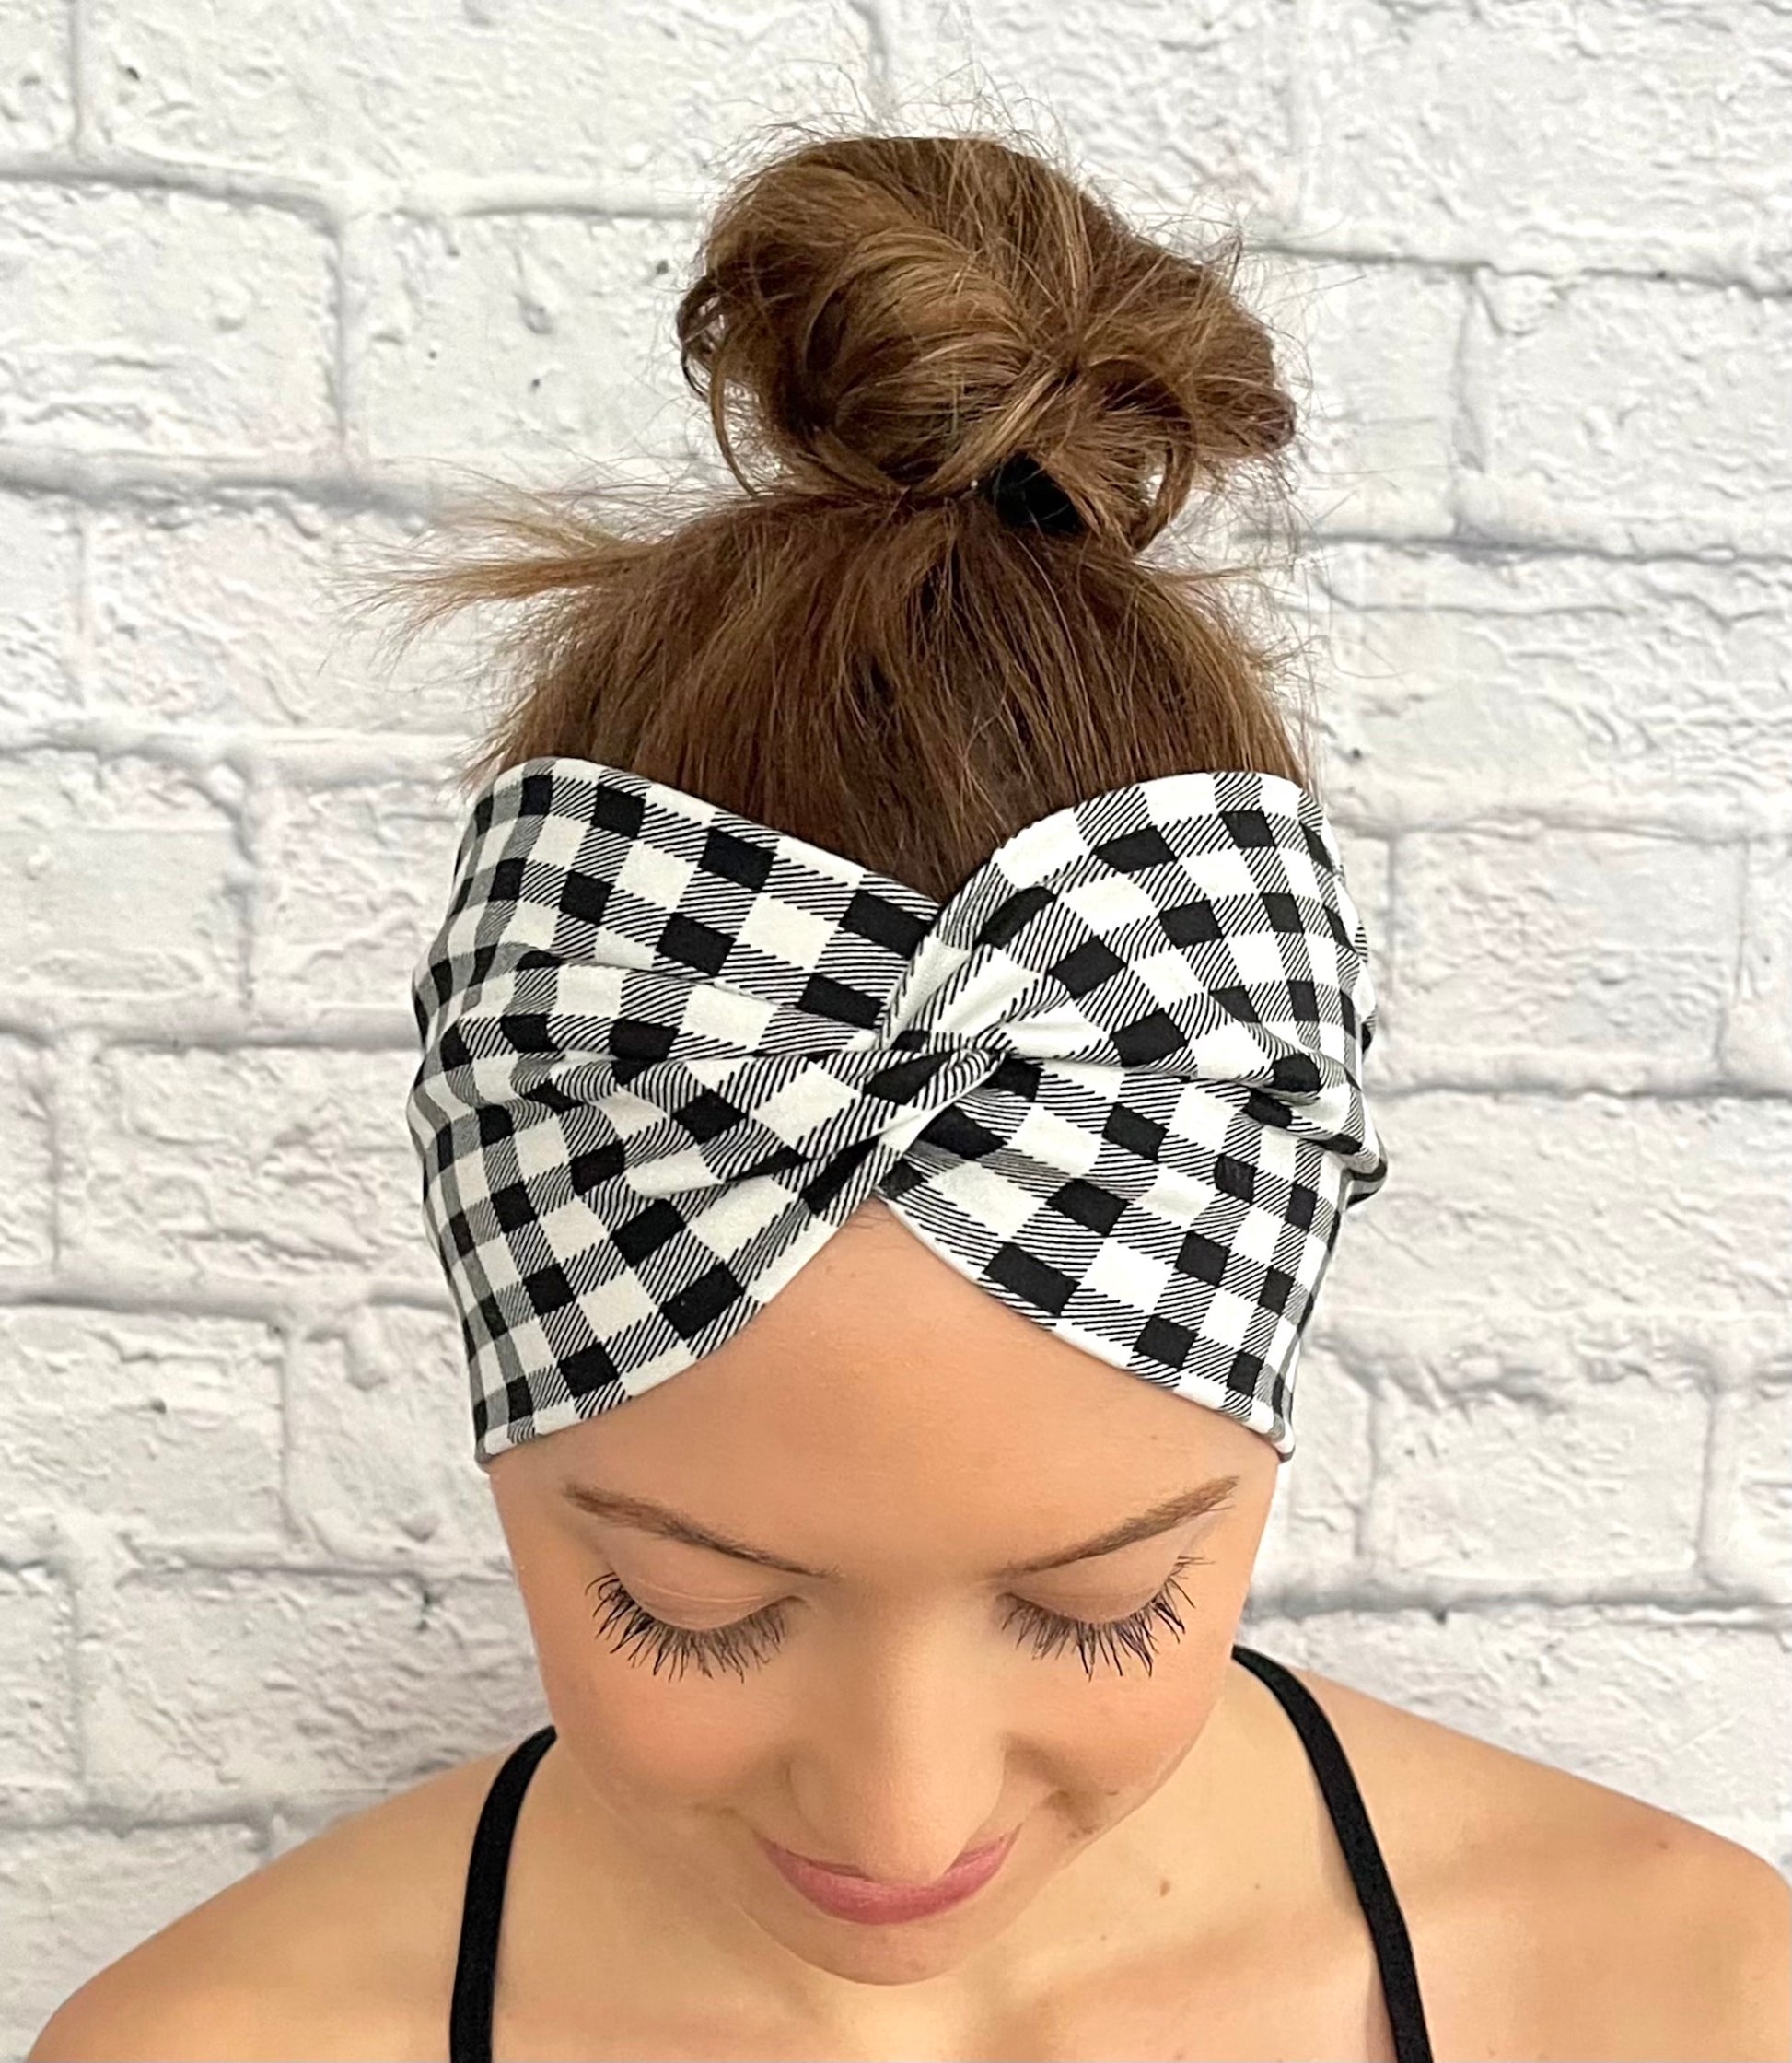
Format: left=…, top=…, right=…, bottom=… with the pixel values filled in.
left=586, top=1553, right=1208, bottom=1684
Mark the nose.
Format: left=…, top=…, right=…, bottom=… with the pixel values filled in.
left=785, top=1608, right=1012, bottom=1882
left=783, top=1761, right=1012, bottom=1887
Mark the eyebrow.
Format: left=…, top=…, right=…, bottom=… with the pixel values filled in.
left=557, top=1474, right=1240, bottom=1580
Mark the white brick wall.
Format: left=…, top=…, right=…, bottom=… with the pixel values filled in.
left=2, top=3, right=1788, bottom=2050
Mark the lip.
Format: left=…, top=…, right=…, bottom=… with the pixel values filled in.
left=758, top=1827, right=1019, bottom=1924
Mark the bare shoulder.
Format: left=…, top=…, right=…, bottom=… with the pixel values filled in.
left=27, top=1744, right=510, bottom=2063
left=1286, top=1661, right=1792, bottom=2062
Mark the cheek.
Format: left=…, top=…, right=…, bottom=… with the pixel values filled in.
left=526, top=1579, right=776, bottom=1808
left=1080, top=1617, right=1237, bottom=1766
left=578, top=1674, right=776, bottom=1804
left=1043, top=1616, right=1235, bottom=1799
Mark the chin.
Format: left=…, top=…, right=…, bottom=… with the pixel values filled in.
left=752, top=1882, right=1037, bottom=1994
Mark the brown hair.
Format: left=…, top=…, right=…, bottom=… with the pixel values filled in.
left=349, top=125, right=1319, bottom=906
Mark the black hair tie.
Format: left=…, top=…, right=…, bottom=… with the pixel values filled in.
left=977, top=451, right=1086, bottom=536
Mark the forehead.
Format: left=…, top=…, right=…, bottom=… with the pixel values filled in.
left=506, top=1202, right=1269, bottom=1547
left=658, top=1204, right=1186, bottom=1447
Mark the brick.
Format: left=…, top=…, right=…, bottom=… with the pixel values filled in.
left=1335, top=826, right=1391, bottom=988
left=0, top=752, right=245, bottom=1001
left=1308, top=0, right=1790, bottom=265
left=1708, top=1377, right=1792, bottom=1603
left=1460, top=273, right=1792, bottom=554
left=1397, top=824, right=1739, bottom=1072
left=84, top=1568, right=541, bottom=1809
left=1373, top=1367, right=1706, bottom=1584
left=1321, top=549, right=1792, bottom=814
left=0, top=0, right=71, bottom=152
left=1339, top=830, right=1399, bottom=1077
left=1354, top=1090, right=1792, bottom=1317
left=0, top=493, right=80, bottom=722
left=1252, top=1338, right=1373, bottom=1590
left=0, top=1035, right=53, bottom=1270
left=0, top=1567, right=76, bottom=1811
left=0, top=183, right=332, bottom=460
left=1239, top=1606, right=1792, bottom=1824
left=898, top=0, right=1297, bottom=219
left=251, top=775, right=465, bottom=1016
left=1723, top=833, right=1792, bottom=1091
left=0, top=1308, right=284, bottom=1540
left=87, top=0, right=870, bottom=186
left=62, top=1043, right=437, bottom=1292
left=87, top=499, right=488, bottom=732
left=287, top=1306, right=506, bottom=1568
left=355, top=211, right=697, bottom=475
left=1282, top=257, right=1463, bottom=537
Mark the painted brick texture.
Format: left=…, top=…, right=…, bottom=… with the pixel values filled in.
left=2, top=4, right=1788, bottom=2052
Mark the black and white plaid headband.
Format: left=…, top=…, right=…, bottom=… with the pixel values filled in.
left=407, top=756, right=1389, bottom=1469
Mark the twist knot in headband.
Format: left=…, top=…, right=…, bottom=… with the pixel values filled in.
left=407, top=758, right=1388, bottom=1467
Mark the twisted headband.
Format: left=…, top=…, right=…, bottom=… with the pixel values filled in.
left=407, top=757, right=1388, bottom=1467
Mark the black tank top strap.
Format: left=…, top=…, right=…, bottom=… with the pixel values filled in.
left=1231, top=1643, right=1435, bottom=2063
left=449, top=1721, right=556, bottom=2063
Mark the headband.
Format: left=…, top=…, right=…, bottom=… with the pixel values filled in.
left=407, top=756, right=1388, bottom=1468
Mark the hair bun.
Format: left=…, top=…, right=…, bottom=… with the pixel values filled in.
left=676, top=134, right=1296, bottom=554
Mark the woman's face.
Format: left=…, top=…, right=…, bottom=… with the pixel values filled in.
left=488, top=1197, right=1279, bottom=2027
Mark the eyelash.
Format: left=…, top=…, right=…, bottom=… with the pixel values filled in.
left=586, top=1555, right=1207, bottom=1685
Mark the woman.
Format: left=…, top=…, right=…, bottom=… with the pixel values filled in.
left=32, top=128, right=1787, bottom=2063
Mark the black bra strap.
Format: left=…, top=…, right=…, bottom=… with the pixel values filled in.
left=449, top=1722, right=557, bottom=2063
left=1232, top=1646, right=1435, bottom=2063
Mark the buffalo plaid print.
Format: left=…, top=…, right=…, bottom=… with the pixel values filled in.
left=407, top=756, right=1389, bottom=1467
